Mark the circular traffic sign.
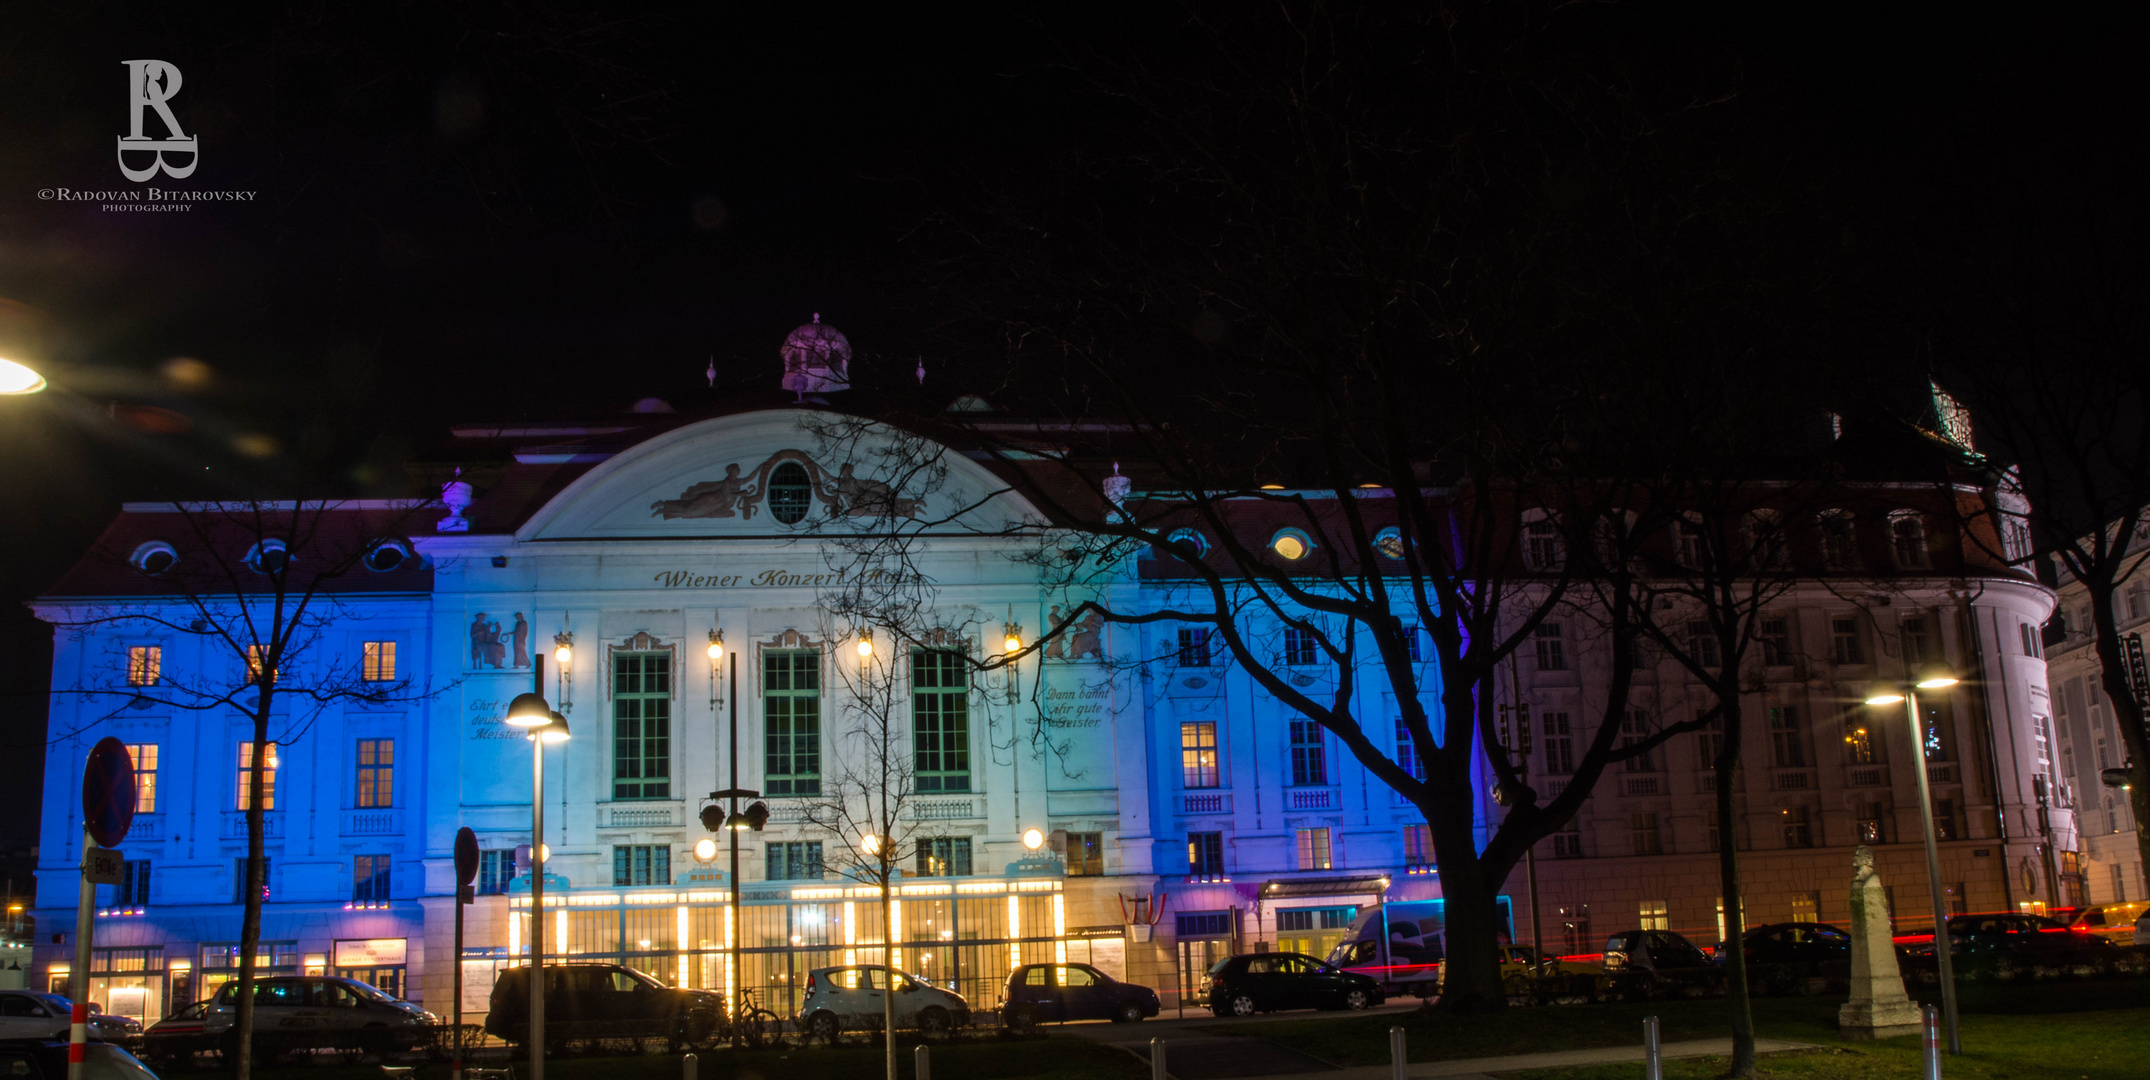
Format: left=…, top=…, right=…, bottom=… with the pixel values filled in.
left=454, top=826, right=480, bottom=887
left=82, top=737, right=137, bottom=848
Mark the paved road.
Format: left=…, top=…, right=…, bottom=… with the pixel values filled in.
left=1048, top=1009, right=1811, bottom=1080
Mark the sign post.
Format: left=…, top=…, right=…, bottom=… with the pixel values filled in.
left=73, top=738, right=136, bottom=1080
left=452, top=827, right=480, bottom=1080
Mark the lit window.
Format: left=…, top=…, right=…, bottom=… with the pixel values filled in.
left=1295, top=828, right=1332, bottom=871
left=125, top=744, right=158, bottom=813
left=245, top=644, right=278, bottom=684
left=1270, top=528, right=1313, bottom=561
left=1373, top=527, right=1406, bottom=560
left=1064, top=832, right=1105, bottom=876
left=361, top=641, right=396, bottom=682
left=912, top=649, right=971, bottom=793
left=126, top=646, right=161, bottom=687
left=1639, top=899, right=1669, bottom=930
left=356, top=739, right=394, bottom=808
left=1181, top=722, right=1219, bottom=788
left=1188, top=832, right=1226, bottom=877
left=236, top=742, right=277, bottom=810
left=915, top=837, right=973, bottom=878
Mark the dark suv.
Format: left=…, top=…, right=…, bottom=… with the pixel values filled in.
left=1207, top=952, right=1383, bottom=1017
left=1002, top=963, right=1161, bottom=1027
left=1601, top=930, right=1719, bottom=999
left=484, top=964, right=723, bottom=1050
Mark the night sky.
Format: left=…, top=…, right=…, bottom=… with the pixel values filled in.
left=1, top=2, right=2144, bottom=882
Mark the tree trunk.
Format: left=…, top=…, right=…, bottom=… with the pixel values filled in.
left=2088, top=591, right=2150, bottom=877
left=234, top=707, right=270, bottom=1080
left=1426, top=770, right=1506, bottom=1012
left=1714, top=697, right=1755, bottom=1078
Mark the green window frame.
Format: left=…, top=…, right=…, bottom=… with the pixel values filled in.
left=765, top=649, right=821, bottom=796
left=911, top=649, right=971, bottom=793
left=613, top=652, right=671, bottom=800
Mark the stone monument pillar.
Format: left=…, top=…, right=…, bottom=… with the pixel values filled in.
left=1839, top=845, right=1922, bottom=1039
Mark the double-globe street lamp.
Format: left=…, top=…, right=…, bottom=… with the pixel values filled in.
left=505, top=654, right=572, bottom=1080
left=697, top=634, right=768, bottom=1046
left=1864, top=666, right=1963, bottom=1056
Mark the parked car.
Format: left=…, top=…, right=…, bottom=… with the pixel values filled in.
left=1601, top=930, right=1719, bottom=999
left=1905, top=913, right=2124, bottom=977
left=0, top=992, right=139, bottom=1045
left=210, top=976, right=435, bottom=1057
left=0, top=1038, right=163, bottom=1080
left=486, top=964, right=721, bottom=1050
left=138, top=1002, right=227, bottom=1067
left=1002, top=963, right=1159, bottom=1027
left=2066, top=901, right=2150, bottom=946
left=796, top=965, right=970, bottom=1041
left=1207, top=952, right=1384, bottom=1017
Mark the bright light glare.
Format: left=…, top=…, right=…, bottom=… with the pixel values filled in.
left=0, top=358, right=46, bottom=395
left=1273, top=534, right=1308, bottom=560
left=554, top=645, right=572, bottom=665
left=856, top=636, right=873, bottom=658
left=1022, top=828, right=1044, bottom=850
left=707, top=642, right=723, bottom=660
left=861, top=833, right=881, bottom=855
left=1866, top=692, right=1906, bottom=706
left=1004, top=634, right=1022, bottom=654
left=694, top=838, right=717, bottom=862
left=1915, top=676, right=1959, bottom=689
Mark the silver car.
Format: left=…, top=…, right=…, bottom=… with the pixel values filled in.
left=797, top=965, right=969, bottom=1041
left=0, top=991, right=138, bottom=1045
left=206, top=976, right=435, bottom=1054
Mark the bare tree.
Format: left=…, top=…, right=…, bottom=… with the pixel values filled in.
left=53, top=499, right=445, bottom=1080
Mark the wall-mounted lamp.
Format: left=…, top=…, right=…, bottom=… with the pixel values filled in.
left=1004, top=623, right=1023, bottom=654
left=552, top=631, right=575, bottom=715
left=856, top=630, right=874, bottom=658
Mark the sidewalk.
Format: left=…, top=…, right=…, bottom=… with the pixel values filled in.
left=1221, top=1036, right=1816, bottom=1080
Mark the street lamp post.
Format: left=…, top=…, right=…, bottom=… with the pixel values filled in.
left=1867, top=669, right=1962, bottom=1056
left=506, top=656, right=572, bottom=1080
left=699, top=640, right=766, bottom=1047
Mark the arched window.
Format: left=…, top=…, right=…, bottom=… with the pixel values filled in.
left=767, top=462, right=814, bottom=524
left=1742, top=510, right=1786, bottom=569
left=1670, top=513, right=1706, bottom=570
left=1817, top=510, right=1857, bottom=570
left=1889, top=510, right=1931, bottom=570
left=1520, top=509, right=1564, bottom=571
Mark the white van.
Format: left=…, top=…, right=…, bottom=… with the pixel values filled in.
left=1322, top=897, right=1514, bottom=997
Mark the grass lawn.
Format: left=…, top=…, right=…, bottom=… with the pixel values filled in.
left=1216, top=980, right=2150, bottom=1079
left=193, top=1036, right=1145, bottom=1080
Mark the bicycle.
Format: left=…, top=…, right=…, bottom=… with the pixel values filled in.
left=730, top=989, right=785, bottom=1050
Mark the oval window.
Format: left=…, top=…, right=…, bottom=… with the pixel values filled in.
left=131, top=541, right=180, bottom=575
left=245, top=539, right=291, bottom=574
left=1165, top=528, right=1209, bottom=559
left=767, top=462, right=814, bottom=524
left=1270, top=528, right=1313, bottom=561
left=1373, top=527, right=1406, bottom=560
left=363, top=540, right=411, bottom=573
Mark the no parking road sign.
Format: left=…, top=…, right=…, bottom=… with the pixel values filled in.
left=82, top=737, right=137, bottom=849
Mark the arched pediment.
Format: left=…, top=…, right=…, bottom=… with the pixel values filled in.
left=516, top=410, right=1043, bottom=541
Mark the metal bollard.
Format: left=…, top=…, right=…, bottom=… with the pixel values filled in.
left=682, top=1053, right=696, bottom=1080
left=1151, top=1036, right=1168, bottom=1080
left=1389, top=1026, right=1407, bottom=1080
left=915, top=1043, right=931, bottom=1080
left=1643, top=1016, right=1663, bottom=1080
left=1923, top=1005, right=1941, bottom=1080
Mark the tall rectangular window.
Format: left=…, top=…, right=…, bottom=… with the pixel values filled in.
left=613, top=652, right=671, bottom=800
left=1759, top=618, right=1790, bottom=666
left=236, top=742, right=277, bottom=810
left=1289, top=720, right=1327, bottom=785
left=1282, top=626, right=1317, bottom=666
left=361, top=641, right=397, bottom=682
left=1533, top=623, right=1567, bottom=671
left=125, top=744, right=158, bottom=813
left=1188, top=832, right=1225, bottom=877
left=1639, top=900, right=1670, bottom=931
left=1856, top=802, right=1885, bottom=844
left=915, top=837, right=973, bottom=878
left=1177, top=628, right=1213, bottom=667
left=1844, top=704, right=1880, bottom=765
left=911, top=649, right=971, bottom=793
left=765, top=841, right=824, bottom=881
left=1900, top=617, right=1932, bottom=667
left=1065, top=832, right=1104, bottom=876
left=1180, top=722, right=1219, bottom=788
left=1394, top=715, right=1425, bottom=781
left=1551, top=822, right=1583, bottom=859
left=1296, top=828, right=1332, bottom=871
left=113, top=860, right=151, bottom=907
left=764, top=650, right=821, bottom=796
left=1685, top=621, right=1721, bottom=668
left=478, top=849, right=516, bottom=895
left=1890, top=513, right=1931, bottom=570
left=245, top=644, right=277, bottom=684
left=1542, top=712, right=1574, bottom=775
left=1819, top=512, right=1858, bottom=570
left=1768, top=706, right=1807, bottom=768
left=1830, top=618, right=1865, bottom=665
left=352, top=855, right=391, bottom=902
left=1696, top=718, right=1724, bottom=769
left=1791, top=891, right=1820, bottom=923
left=356, top=739, right=394, bottom=808
left=1933, top=798, right=1958, bottom=841
left=1403, top=825, right=1433, bottom=867
left=1620, top=712, right=1659, bottom=772
left=2021, top=621, right=2042, bottom=658
left=612, top=845, right=670, bottom=886
left=1631, top=813, right=1663, bottom=856
left=126, top=646, right=161, bottom=687
left=1405, top=625, right=1424, bottom=663
left=234, top=857, right=270, bottom=903
left=1525, top=517, right=1564, bottom=570
left=1781, top=806, right=1814, bottom=848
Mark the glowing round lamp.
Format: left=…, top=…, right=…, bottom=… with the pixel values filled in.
left=0, top=358, right=46, bottom=395
left=1022, top=828, right=1044, bottom=851
left=554, top=644, right=572, bottom=666
left=1005, top=632, right=1023, bottom=654
left=693, top=838, right=718, bottom=862
left=856, top=633, right=874, bottom=658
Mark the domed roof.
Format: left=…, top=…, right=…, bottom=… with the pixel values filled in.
left=781, top=312, right=851, bottom=398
